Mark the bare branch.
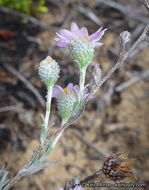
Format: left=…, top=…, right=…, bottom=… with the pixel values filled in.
left=0, top=106, right=24, bottom=113
left=141, top=0, right=149, bottom=13
left=115, top=70, right=149, bottom=92
left=76, top=6, right=102, bottom=26
left=96, top=0, right=149, bottom=24
left=79, top=170, right=102, bottom=185
left=4, top=63, right=45, bottom=108
left=66, top=170, right=103, bottom=190
left=125, top=24, right=149, bottom=58
left=72, top=129, right=109, bottom=158
left=145, top=36, right=149, bottom=42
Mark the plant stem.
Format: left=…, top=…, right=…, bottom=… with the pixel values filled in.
left=79, top=68, right=86, bottom=101
left=3, top=173, right=22, bottom=190
left=44, top=86, right=53, bottom=130
left=52, top=130, right=64, bottom=148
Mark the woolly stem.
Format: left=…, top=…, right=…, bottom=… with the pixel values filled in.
left=44, top=86, right=53, bottom=130
left=79, top=68, right=86, bottom=101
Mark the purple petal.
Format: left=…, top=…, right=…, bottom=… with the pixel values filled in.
left=97, top=27, right=103, bottom=33
left=102, top=28, right=108, bottom=33
left=57, top=41, right=70, bottom=47
left=91, top=95, right=95, bottom=99
left=88, top=27, right=107, bottom=42
left=67, top=83, right=73, bottom=94
left=57, top=188, right=63, bottom=190
left=52, top=85, right=65, bottom=98
left=71, top=31, right=81, bottom=38
left=74, top=85, right=80, bottom=93
left=88, top=27, right=102, bottom=42
left=82, top=93, right=88, bottom=100
left=71, top=22, right=79, bottom=32
left=54, top=31, right=72, bottom=47
left=88, top=31, right=101, bottom=42
left=81, top=87, right=88, bottom=100
left=84, top=87, right=88, bottom=94
left=95, top=42, right=104, bottom=47
left=74, top=186, right=83, bottom=190
left=59, top=29, right=74, bottom=40
left=71, top=85, right=80, bottom=97
left=53, top=37, right=60, bottom=41
left=55, top=32, right=70, bottom=41
left=82, top=92, right=88, bottom=100
left=55, top=32, right=65, bottom=39
left=80, top=27, right=88, bottom=37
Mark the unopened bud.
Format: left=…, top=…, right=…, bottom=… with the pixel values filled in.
left=39, top=56, right=60, bottom=87
left=57, top=94, right=75, bottom=123
left=119, top=31, right=131, bottom=46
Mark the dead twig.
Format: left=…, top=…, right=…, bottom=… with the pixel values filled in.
left=96, top=0, right=149, bottom=24
left=75, top=6, right=102, bottom=26
left=115, top=70, right=149, bottom=92
left=72, top=129, right=109, bottom=159
left=47, top=10, right=76, bottom=56
left=0, top=105, right=24, bottom=113
left=4, top=63, right=45, bottom=108
left=90, top=80, right=116, bottom=128
left=109, top=41, right=149, bottom=60
left=131, top=24, right=145, bottom=39
left=103, top=123, right=129, bottom=135
left=141, top=0, right=149, bottom=13
left=125, top=25, right=149, bottom=58
left=34, top=177, right=45, bottom=190
left=26, top=36, right=48, bottom=47
left=127, top=41, right=149, bottom=59
left=65, top=170, right=103, bottom=190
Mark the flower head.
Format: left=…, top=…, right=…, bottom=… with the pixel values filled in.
left=52, top=83, right=88, bottom=100
left=54, top=22, right=107, bottom=69
left=54, top=22, right=106, bottom=48
left=52, top=83, right=89, bottom=123
left=39, top=56, right=60, bottom=87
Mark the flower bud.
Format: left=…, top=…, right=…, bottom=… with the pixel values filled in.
left=39, top=56, right=60, bottom=87
left=52, top=83, right=90, bottom=122
left=119, top=31, right=131, bottom=46
left=57, top=94, right=75, bottom=123
left=102, top=153, right=133, bottom=181
left=69, top=39, right=94, bottom=69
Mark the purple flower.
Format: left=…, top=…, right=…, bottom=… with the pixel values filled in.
left=52, top=83, right=88, bottom=101
left=71, top=186, right=83, bottom=190
left=58, top=185, right=83, bottom=190
left=54, top=22, right=107, bottom=47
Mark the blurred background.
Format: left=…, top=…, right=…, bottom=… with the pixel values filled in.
left=0, top=0, right=149, bottom=189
